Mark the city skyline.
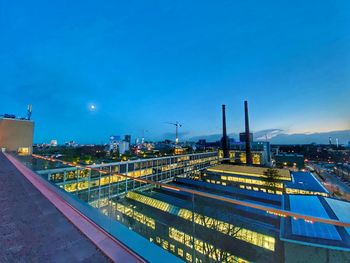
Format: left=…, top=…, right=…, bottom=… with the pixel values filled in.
left=1, top=2, right=350, bottom=263
left=1, top=1, right=349, bottom=143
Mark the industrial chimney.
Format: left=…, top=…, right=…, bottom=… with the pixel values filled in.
left=221, top=104, right=229, bottom=159
left=244, top=101, right=252, bottom=165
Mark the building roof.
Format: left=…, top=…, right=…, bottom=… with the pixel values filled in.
left=281, top=195, right=350, bottom=251
left=289, top=195, right=341, bottom=240
left=286, top=172, right=329, bottom=194
left=0, top=153, right=109, bottom=262
left=208, top=164, right=291, bottom=180
left=325, top=198, right=350, bottom=236
left=173, top=177, right=282, bottom=206
left=0, top=116, right=34, bottom=122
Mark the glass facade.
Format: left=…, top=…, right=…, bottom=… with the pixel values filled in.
left=102, top=188, right=280, bottom=263
left=37, top=152, right=218, bottom=203
left=126, top=191, right=276, bottom=251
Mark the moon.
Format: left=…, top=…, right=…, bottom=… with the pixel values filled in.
left=89, top=104, right=96, bottom=111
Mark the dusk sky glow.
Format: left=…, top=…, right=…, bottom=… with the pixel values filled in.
left=1, top=0, right=349, bottom=143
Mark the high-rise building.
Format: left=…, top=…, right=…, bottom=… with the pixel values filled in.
left=109, top=135, right=121, bottom=151
left=109, top=135, right=130, bottom=154
left=124, top=135, right=131, bottom=144
left=119, top=141, right=130, bottom=155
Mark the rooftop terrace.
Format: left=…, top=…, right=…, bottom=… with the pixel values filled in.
left=0, top=153, right=154, bottom=263
left=0, top=153, right=109, bottom=262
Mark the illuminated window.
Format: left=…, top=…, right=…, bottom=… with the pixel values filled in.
left=240, top=153, right=246, bottom=163
left=18, top=147, right=30, bottom=155
left=131, top=192, right=275, bottom=252
left=162, top=240, right=169, bottom=250
left=169, top=227, right=249, bottom=262
left=252, top=154, right=261, bottom=165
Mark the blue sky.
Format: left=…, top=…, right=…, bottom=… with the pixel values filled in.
left=0, top=0, right=349, bottom=143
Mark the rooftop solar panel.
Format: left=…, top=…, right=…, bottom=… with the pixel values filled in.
left=325, top=198, right=350, bottom=236
left=289, top=195, right=341, bottom=241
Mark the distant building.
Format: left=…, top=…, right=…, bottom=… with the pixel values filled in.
left=0, top=117, right=34, bottom=155
left=239, top=132, right=253, bottom=143
left=109, top=135, right=130, bottom=154
left=275, top=154, right=304, bottom=170
left=198, top=139, right=206, bottom=145
left=228, top=137, right=235, bottom=145
left=219, top=141, right=271, bottom=166
left=109, top=135, right=121, bottom=152
left=124, top=135, right=131, bottom=144
left=119, top=141, right=130, bottom=155
left=205, top=164, right=329, bottom=197
left=65, top=141, right=77, bottom=147
left=50, top=140, right=58, bottom=147
left=174, top=146, right=185, bottom=155
left=195, top=139, right=220, bottom=151
left=334, top=164, right=350, bottom=181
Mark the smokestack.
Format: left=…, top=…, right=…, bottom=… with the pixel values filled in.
left=222, top=104, right=229, bottom=159
left=244, top=101, right=252, bottom=165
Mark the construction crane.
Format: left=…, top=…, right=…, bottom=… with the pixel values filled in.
left=166, top=121, right=182, bottom=144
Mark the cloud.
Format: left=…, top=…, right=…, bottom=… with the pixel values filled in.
left=253, top=129, right=284, bottom=140
left=189, top=129, right=350, bottom=145
left=265, top=130, right=350, bottom=144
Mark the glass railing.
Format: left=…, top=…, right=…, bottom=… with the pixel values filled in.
left=14, top=154, right=350, bottom=263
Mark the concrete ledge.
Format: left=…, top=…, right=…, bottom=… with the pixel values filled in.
left=5, top=154, right=145, bottom=263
